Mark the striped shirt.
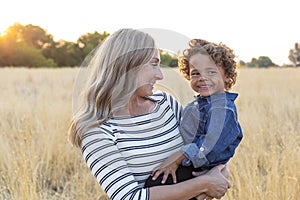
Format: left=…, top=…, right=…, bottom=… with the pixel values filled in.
left=82, top=91, right=183, bottom=200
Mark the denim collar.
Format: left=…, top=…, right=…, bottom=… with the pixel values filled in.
left=194, top=92, right=238, bottom=104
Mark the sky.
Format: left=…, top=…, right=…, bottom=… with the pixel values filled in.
left=1, top=0, right=299, bottom=65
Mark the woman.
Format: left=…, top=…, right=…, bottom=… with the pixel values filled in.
left=68, top=28, right=230, bottom=200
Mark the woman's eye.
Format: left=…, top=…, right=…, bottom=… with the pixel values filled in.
left=151, top=63, right=160, bottom=68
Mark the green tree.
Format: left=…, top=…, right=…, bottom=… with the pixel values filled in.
left=0, top=23, right=56, bottom=67
left=0, top=38, right=55, bottom=67
left=248, top=56, right=276, bottom=68
left=76, top=31, right=110, bottom=65
left=288, top=43, right=300, bottom=66
left=0, top=37, right=17, bottom=66
left=13, top=44, right=56, bottom=67
left=42, top=40, right=81, bottom=67
left=239, top=60, right=246, bottom=66
left=4, top=23, right=54, bottom=49
left=160, top=52, right=178, bottom=67
left=44, top=31, right=110, bottom=67
left=22, top=24, right=54, bottom=49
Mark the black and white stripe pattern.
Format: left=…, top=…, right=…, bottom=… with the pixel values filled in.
left=82, top=91, right=183, bottom=200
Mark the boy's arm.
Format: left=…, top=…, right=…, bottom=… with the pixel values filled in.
left=180, top=101, right=201, bottom=145
left=182, top=107, right=243, bottom=168
left=151, top=151, right=185, bottom=184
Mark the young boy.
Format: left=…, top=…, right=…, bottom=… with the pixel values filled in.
left=145, top=39, right=243, bottom=195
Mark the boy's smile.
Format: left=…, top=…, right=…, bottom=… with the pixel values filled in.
left=189, top=53, right=227, bottom=97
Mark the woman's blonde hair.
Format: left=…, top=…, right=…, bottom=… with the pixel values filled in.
left=178, top=39, right=237, bottom=90
left=68, top=28, right=156, bottom=147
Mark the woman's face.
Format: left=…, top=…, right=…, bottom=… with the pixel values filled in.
left=135, top=49, right=163, bottom=97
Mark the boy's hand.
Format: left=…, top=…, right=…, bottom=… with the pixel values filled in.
left=151, top=151, right=185, bottom=184
left=151, top=161, right=179, bottom=184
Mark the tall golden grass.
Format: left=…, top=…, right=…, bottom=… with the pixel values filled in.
left=0, top=67, right=299, bottom=199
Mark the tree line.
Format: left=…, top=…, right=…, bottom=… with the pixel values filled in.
left=0, top=23, right=299, bottom=68
left=0, top=23, right=178, bottom=68
left=0, top=23, right=109, bottom=67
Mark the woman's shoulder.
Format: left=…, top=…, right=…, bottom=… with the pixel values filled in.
left=151, top=90, right=175, bottom=100
left=151, top=90, right=167, bottom=99
left=149, top=90, right=177, bottom=104
left=81, top=122, right=115, bottom=141
left=150, top=90, right=182, bottom=114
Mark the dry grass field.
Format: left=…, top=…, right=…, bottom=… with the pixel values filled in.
left=0, top=67, right=299, bottom=199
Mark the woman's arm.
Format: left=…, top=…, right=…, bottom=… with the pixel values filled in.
left=82, top=129, right=150, bottom=200
left=83, top=129, right=230, bottom=200
left=149, top=165, right=230, bottom=200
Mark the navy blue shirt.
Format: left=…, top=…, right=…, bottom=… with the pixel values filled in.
left=180, top=92, right=243, bottom=170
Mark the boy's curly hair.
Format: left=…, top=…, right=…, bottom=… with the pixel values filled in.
left=178, top=39, right=237, bottom=90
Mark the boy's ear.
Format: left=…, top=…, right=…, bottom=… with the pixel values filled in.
left=224, top=76, right=231, bottom=82
left=224, top=76, right=231, bottom=90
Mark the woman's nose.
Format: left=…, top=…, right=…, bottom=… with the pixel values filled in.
left=155, top=67, right=164, bottom=80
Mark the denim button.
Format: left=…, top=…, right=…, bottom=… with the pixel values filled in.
left=200, top=147, right=204, bottom=151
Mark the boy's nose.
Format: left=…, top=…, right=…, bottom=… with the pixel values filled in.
left=197, top=75, right=207, bottom=81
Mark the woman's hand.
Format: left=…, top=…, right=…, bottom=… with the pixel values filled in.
left=195, top=193, right=213, bottom=200
left=193, top=165, right=231, bottom=199
left=221, top=163, right=230, bottom=179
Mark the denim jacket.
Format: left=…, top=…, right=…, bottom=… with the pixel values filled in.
left=180, top=92, right=243, bottom=170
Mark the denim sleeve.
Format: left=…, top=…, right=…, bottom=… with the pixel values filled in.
left=181, top=107, right=242, bottom=168
left=181, top=138, right=209, bottom=167
left=180, top=101, right=200, bottom=145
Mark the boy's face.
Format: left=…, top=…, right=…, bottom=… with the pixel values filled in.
left=189, top=53, right=227, bottom=97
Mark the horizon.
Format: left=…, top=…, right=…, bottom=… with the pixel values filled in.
left=1, top=0, right=299, bottom=65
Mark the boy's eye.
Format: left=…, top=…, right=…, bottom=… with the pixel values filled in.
left=190, top=72, right=200, bottom=76
left=207, top=71, right=217, bottom=75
